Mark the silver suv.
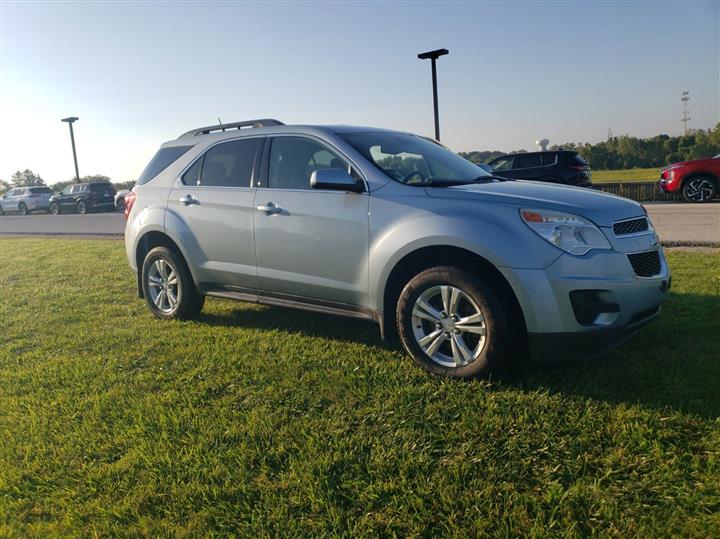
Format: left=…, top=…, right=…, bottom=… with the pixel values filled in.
left=0, top=186, right=53, bottom=215
left=125, top=119, right=670, bottom=378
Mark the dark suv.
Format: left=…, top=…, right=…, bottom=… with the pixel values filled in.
left=49, top=182, right=117, bottom=215
left=487, top=151, right=592, bottom=187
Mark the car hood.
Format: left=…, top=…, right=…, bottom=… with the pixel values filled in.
left=425, top=180, right=643, bottom=227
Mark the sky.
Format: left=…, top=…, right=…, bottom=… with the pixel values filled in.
left=0, top=1, right=718, bottom=185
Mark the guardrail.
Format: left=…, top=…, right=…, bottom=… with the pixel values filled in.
left=593, top=181, right=681, bottom=202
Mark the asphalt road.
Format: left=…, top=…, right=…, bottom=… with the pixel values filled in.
left=0, top=203, right=718, bottom=244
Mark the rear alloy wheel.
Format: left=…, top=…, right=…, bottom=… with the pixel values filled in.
left=18, top=203, right=28, bottom=216
left=682, top=176, right=716, bottom=203
left=76, top=200, right=87, bottom=214
left=141, top=246, right=204, bottom=320
left=50, top=203, right=60, bottom=215
left=397, top=266, right=508, bottom=379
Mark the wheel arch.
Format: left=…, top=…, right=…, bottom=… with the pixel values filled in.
left=681, top=170, right=719, bottom=189
left=380, top=245, right=527, bottom=343
left=134, top=230, right=193, bottom=298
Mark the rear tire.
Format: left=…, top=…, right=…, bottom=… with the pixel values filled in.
left=117, top=200, right=126, bottom=213
left=682, top=176, right=716, bottom=203
left=141, top=246, right=204, bottom=320
left=396, top=266, right=508, bottom=379
left=18, top=203, right=28, bottom=216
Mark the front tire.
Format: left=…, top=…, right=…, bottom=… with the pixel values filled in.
left=18, top=203, right=28, bottom=216
left=396, top=266, right=508, bottom=379
left=682, top=176, right=716, bottom=203
left=50, top=203, right=60, bottom=215
left=76, top=200, right=87, bottom=214
left=141, top=246, right=204, bottom=320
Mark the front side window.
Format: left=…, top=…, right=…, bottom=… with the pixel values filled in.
left=342, top=132, right=492, bottom=186
left=267, top=137, right=346, bottom=190
left=183, top=138, right=263, bottom=187
left=514, top=154, right=542, bottom=169
left=490, top=156, right=514, bottom=172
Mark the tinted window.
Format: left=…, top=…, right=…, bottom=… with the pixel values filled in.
left=183, top=158, right=202, bottom=186
left=196, top=138, right=263, bottom=187
left=89, top=183, right=114, bottom=192
left=268, top=137, right=346, bottom=190
left=29, top=187, right=52, bottom=194
left=137, top=145, right=194, bottom=185
left=514, top=154, right=542, bottom=169
left=542, top=154, right=557, bottom=166
left=491, top=156, right=514, bottom=171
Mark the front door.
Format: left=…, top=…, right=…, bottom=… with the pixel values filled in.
left=253, top=135, right=369, bottom=307
left=167, top=136, right=264, bottom=290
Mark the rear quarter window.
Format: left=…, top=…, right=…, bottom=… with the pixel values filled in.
left=137, top=145, right=194, bottom=185
left=29, top=187, right=52, bottom=194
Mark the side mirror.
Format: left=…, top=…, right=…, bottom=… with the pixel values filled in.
left=310, top=168, right=364, bottom=193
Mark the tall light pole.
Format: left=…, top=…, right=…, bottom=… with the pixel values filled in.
left=61, top=116, right=80, bottom=182
left=417, top=48, right=449, bottom=141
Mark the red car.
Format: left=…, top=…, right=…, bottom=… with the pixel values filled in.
left=659, top=155, right=719, bottom=203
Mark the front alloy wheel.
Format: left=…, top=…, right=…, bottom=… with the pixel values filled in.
left=397, top=266, right=508, bottom=378
left=77, top=200, right=87, bottom=214
left=18, top=203, right=28, bottom=216
left=683, top=177, right=716, bottom=203
left=50, top=203, right=60, bottom=215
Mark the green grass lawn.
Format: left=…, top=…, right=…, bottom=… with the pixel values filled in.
left=1, top=239, right=718, bottom=537
left=592, top=168, right=660, bottom=183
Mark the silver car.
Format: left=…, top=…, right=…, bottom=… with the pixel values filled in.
left=0, top=186, right=54, bottom=215
left=124, top=119, right=670, bottom=378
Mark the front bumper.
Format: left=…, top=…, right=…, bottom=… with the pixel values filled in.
left=501, top=244, right=670, bottom=363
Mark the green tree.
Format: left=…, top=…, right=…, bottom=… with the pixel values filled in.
left=10, top=169, right=45, bottom=187
left=0, top=179, right=10, bottom=194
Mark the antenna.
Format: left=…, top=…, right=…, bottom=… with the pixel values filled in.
left=681, top=91, right=691, bottom=135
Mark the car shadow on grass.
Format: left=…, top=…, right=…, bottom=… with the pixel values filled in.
left=198, top=292, right=719, bottom=420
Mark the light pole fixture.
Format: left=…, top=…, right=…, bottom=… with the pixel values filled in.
left=61, top=116, right=80, bottom=182
left=417, top=48, right=449, bottom=141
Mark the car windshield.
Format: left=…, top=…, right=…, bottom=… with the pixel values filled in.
left=339, top=132, right=493, bottom=186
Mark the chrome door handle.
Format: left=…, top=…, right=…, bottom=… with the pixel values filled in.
left=256, top=202, right=282, bottom=215
left=178, top=194, right=199, bottom=206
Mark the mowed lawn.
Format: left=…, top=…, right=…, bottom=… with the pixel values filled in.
left=0, top=239, right=718, bottom=537
left=592, top=168, right=660, bottom=183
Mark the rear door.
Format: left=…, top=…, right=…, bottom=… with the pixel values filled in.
left=508, top=153, right=543, bottom=180
left=167, top=136, right=264, bottom=290
left=252, top=135, right=369, bottom=306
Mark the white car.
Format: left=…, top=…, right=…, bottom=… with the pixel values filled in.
left=0, top=186, right=54, bottom=215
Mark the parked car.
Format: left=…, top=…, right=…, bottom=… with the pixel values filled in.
left=115, top=189, right=130, bottom=212
left=0, top=186, right=53, bottom=215
left=486, top=151, right=592, bottom=187
left=125, top=119, right=669, bottom=378
left=659, top=155, right=719, bottom=203
left=49, top=182, right=116, bottom=215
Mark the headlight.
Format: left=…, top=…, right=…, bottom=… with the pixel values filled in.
left=520, top=209, right=611, bottom=256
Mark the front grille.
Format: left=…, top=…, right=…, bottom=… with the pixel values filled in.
left=627, top=250, right=661, bottom=277
left=613, top=217, right=649, bottom=236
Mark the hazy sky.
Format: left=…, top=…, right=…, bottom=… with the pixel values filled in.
left=1, top=1, right=718, bottom=184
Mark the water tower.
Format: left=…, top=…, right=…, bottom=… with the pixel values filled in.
left=536, top=138, right=549, bottom=151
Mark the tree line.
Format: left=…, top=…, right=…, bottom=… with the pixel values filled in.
left=0, top=170, right=134, bottom=194
left=459, top=123, right=720, bottom=169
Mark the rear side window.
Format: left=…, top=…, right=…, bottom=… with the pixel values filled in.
left=29, top=187, right=52, bottom=194
left=197, top=138, right=263, bottom=187
left=137, top=145, right=194, bottom=185
left=542, top=154, right=557, bottom=166
left=514, top=154, right=542, bottom=169
left=89, top=183, right=114, bottom=192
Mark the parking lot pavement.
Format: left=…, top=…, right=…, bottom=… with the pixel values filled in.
left=0, top=212, right=125, bottom=236
left=0, top=202, right=717, bottom=244
left=645, top=203, right=720, bottom=244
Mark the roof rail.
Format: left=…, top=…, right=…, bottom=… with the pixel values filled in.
left=177, top=118, right=285, bottom=139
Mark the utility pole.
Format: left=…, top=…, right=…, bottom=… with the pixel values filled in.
left=61, top=117, right=80, bottom=182
left=681, top=91, right=691, bottom=135
left=417, top=48, right=449, bottom=141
